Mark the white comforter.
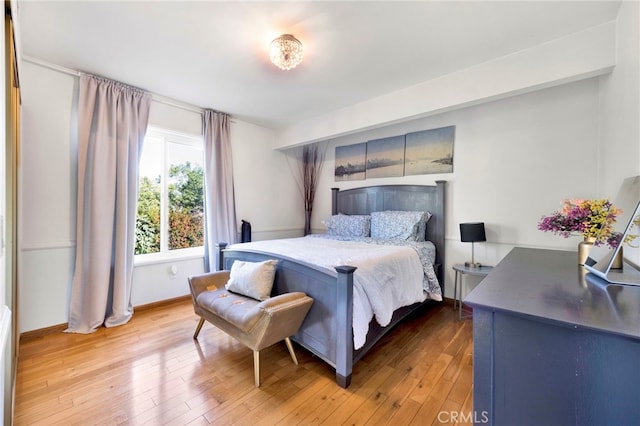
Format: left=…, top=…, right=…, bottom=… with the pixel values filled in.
left=227, top=236, right=428, bottom=349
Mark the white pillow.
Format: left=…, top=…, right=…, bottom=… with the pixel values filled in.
left=225, top=259, right=278, bottom=301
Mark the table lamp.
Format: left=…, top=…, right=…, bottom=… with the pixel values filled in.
left=460, top=222, right=486, bottom=268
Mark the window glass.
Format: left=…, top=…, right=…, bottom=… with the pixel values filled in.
left=135, top=129, right=204, bottom=258
left=136, top=137, right=162, bottom=255
left=167, top=141, right=205, bottom=251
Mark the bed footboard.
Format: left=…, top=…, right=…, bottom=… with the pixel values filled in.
left=334, top=265, right=356, bottom=387
left=214, top=181, right=446, bottom=388
left=219, top=245, right=358, bottom=387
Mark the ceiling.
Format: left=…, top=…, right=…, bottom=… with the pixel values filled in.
left=16, top=1, right=621, bottom=129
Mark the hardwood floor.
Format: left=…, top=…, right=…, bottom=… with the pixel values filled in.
left=14, top=299, right=473, bottom=425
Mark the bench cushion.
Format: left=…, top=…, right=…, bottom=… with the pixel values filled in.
left=196, top=288, right=266, bottom=334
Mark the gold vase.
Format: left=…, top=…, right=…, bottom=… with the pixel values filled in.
left=611, top=246, right=624, bottom=269
left=578, top=237, right=596, bottom=266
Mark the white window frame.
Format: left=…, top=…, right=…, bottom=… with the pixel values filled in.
left=135, top=127, right=205, bottom=265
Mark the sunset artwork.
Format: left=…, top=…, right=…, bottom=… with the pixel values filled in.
left=335, top=142, right=367, bottom=181
left=334, top=125, right=455, bottom=181
left=365, top=135, right=405, bottom=179
left=404, top=126, right=455, bottom=175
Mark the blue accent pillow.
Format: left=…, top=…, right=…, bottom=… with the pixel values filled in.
left=370, top=211, right=431, bottom=241
left=322, top=214, right=371, bottom=237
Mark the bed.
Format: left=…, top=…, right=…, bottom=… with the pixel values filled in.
left=217, top=182, right=446, bottom=387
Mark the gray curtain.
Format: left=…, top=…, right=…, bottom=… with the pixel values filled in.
left=67, top=75, right=151, bottom=333
left=203, top=110, right=237, bottom=271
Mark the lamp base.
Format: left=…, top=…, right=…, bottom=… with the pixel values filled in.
left=465, top=261, right=483, bottom=268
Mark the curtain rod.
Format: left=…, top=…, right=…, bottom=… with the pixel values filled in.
left=22, top=55, right=207, bottom=116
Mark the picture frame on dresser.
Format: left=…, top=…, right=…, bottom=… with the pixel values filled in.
left=585, top=175, right=640, bottom=286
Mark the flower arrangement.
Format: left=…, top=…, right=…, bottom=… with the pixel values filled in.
left=537, top=198, right=622, bottom=248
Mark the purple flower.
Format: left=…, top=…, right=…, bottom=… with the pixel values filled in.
left=538, top=199, right=621, bottom=248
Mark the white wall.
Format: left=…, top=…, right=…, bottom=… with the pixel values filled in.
left=305, top=78, right=602, bottom=297
left=18, top=62, right=296, bottom=332
left=283, top=3, right=640, bottom=300
left=276, top=21, right=617, bottom=149
left=599, top=0, right=640, bottom=196
left=16, top=2, right=640, bottom=330
left=231, top=121, right=303, bottom=241
left=19, top=63, right=76, bottom=332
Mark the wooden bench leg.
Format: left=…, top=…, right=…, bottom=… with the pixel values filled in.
left=284, top=337, right=298, bottom=365
left=253, top=350, right=261, bottom=387
left=193, top=318, right=205, bottom=339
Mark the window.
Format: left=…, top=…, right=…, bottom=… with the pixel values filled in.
left=135, top=128, right=204, bottom=260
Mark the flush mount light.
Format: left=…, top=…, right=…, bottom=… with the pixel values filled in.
left=269, top=34, right=303, bottom=70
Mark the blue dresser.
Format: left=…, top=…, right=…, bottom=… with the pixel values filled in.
left=465, top=247, right=640, bottom=425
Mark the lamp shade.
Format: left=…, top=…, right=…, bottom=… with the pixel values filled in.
left=460, top=222, right=486, bottom=242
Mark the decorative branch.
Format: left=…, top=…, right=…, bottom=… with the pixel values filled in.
left=301, top=144, right=319, bottom=211
left=288, top=142, right=327, bottom=235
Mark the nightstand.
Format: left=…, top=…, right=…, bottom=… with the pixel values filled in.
left=453, top=263, right=493, bottom=320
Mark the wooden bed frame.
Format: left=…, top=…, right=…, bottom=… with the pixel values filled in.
left=218, top=181, right=446, bottom=387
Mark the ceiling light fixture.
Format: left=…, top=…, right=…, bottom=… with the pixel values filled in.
left=269, top=34, right=303, bottom=71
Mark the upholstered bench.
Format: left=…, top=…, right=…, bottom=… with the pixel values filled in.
left=188, top=262, right=313, bottom=387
